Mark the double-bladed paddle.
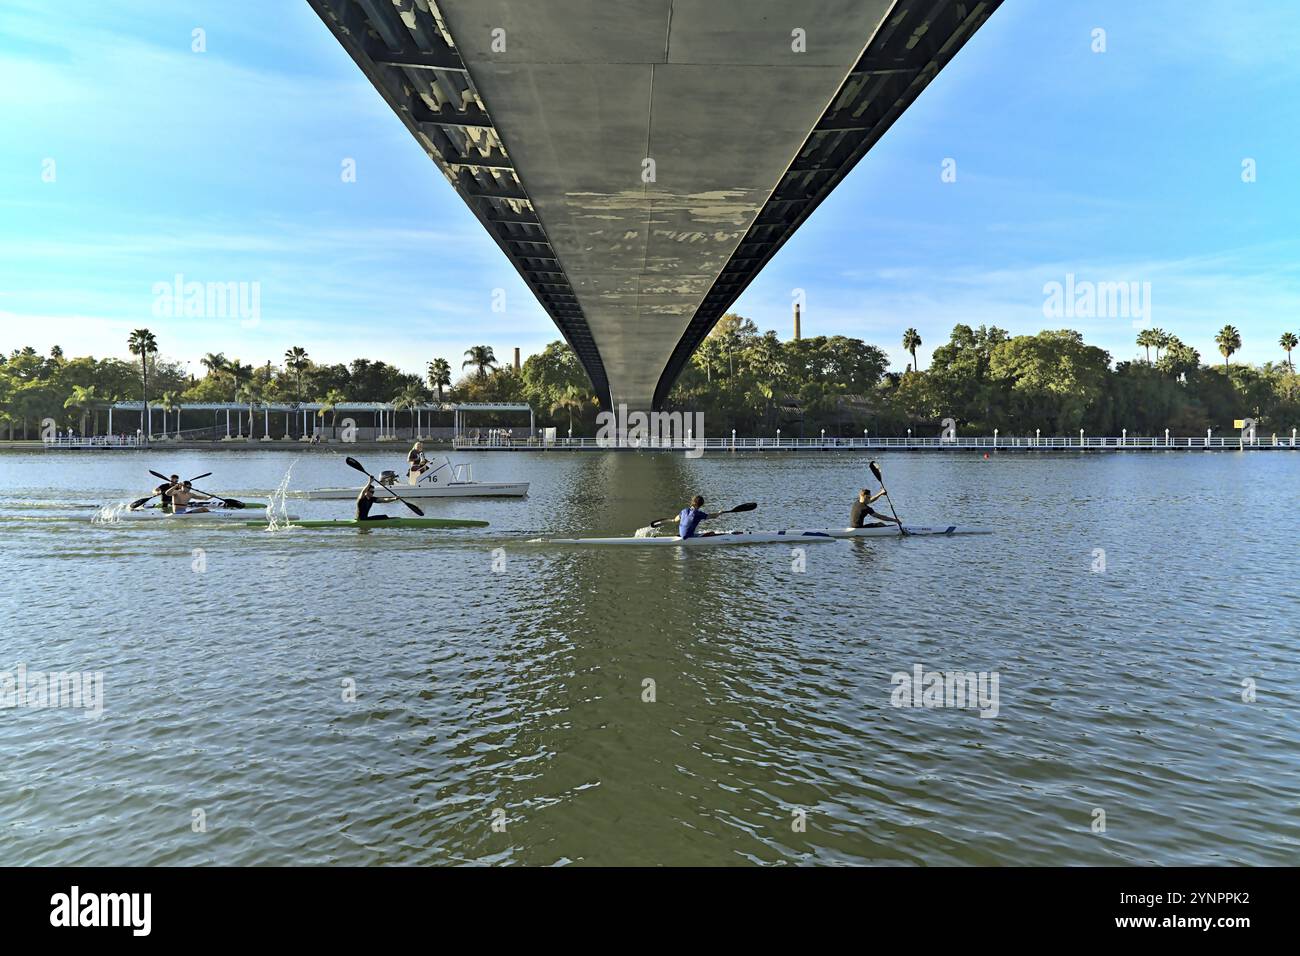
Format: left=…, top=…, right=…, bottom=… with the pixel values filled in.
left=148, top=469, right=247, bottom=508
left=129, top=471, right=213, bottom=510
left=869, top=460, right=908, bottom=536
left=650, top=501, right=757, bottom=530
left=345, top=457, right=425, bottom=517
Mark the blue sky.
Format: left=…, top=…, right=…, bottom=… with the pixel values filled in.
left=1, top=0, right=1298, bottom=379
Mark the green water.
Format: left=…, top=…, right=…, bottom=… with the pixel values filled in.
left=1, top=448, right=1296, bottom=864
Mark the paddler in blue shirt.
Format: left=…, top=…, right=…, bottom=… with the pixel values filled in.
left=653, top=496, right=712, bottom=538
left=677, top=495, right=710, bottom=538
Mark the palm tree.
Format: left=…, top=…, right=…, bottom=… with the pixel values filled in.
left=200, top=352, right=227, bottom=376
left=1151, top=328, right=1171, bottom=363
left=695, top=337, right=724, bottom=383
left=158, top=391, right=179, bottom=438
left=1136, top=328, right=1158, bottom=363
left=226, top=359, right=252, bottom=404
left=746, top=332, right=789, bottom=429
left=427, top=358, right=452, bottom=402
left=284, top=347, right=310, bottom=399
left=237, top=381, right=260, bottom=439
left=63, top=384, right=99, bottom=436
left=902, top=328, right=922, bottom=371
left=1280, top=332, right=1297, bottom=371
left=316, top=388, right=347, bottom=440
left=462, top=346, right=497, bottom=380
left=1215, top=325, right=1242, bottom=371
left=549, top=384, right=588, bottom=435
left=393, top=383, right=425, bottom=439
left=127, top=328, right=158, bottom=444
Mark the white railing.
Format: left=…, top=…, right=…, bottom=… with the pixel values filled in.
left=43, top=435, right=143, bottom=449
left=455, top=433, right=1298, bottom=451
left=42, top=432, right=1295, bottom=452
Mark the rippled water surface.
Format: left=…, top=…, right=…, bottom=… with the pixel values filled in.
left=1, top=447, right=1297, bottom=865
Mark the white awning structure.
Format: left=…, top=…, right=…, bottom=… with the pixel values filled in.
left=102, top=401, right=533, bottom=439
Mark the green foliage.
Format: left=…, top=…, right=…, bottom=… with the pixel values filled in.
left=3, top=316, right=1299, bottom=438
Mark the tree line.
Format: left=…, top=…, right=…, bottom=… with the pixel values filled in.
left=2, top=317, right=1296, bottom=439
left=668, top=318, right=1298, bottom=436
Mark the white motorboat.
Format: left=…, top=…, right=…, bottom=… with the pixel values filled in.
left=298, top=457, right=528, bottom=500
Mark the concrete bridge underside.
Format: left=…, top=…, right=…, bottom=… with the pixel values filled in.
left=308, top=0, right=1002, bottom=410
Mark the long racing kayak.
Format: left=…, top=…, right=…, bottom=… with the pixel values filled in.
left=299, top=483, right=527, bottom=500
left=100, top=507, right=295, bottom=523
left=785, top=525, right=992, bottom=538
left=133, top=500, right=268, bottom=511
left=527, top=530, right=838, bottom=546
left=245, top=517, right=489, bottom=530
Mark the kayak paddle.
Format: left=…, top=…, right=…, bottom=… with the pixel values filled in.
left=650, top=501, right=757, bottom=529
left=868, top=460, right=907, bottom=536
left=148, top=470, right=245, bottom=508
left=131, top=471, right=213, bottom=510
left=345, top=456, right=425, bottom=517
left=190, top=486, right=248, bottom=508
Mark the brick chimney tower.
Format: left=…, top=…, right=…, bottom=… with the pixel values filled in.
left=514, top=347, right=521, bottom=371
left=793, top=302, right=802, bottom=341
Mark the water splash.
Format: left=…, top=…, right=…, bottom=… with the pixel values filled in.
left=93, top=503, right=129, bottom=524
left=633, top=525, right=661, bottom=538
left=263, top=460, right=297, bottom=530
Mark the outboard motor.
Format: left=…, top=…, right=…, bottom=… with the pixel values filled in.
left=379, top=470, right=399, bottom=486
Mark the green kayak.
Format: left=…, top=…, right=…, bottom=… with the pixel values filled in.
left=244, top=517, right=489, bottom=530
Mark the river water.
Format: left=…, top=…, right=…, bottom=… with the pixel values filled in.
left=0, top=447, right=1296, bottom=865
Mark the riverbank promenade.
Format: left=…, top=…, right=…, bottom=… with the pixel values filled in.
left=19, top=431, right=1299, bottom=453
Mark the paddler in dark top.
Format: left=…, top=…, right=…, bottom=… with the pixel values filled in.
left=355, top=478, right=391, bottom=522
left=850, top=487, right=900, bottom=528
left=153, top=474, right=180, bottom=510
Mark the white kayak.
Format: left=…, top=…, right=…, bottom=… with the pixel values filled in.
left=299, top=481, right=527, bottom=500
left=98, top=507, right=299, bottom=523
left=527, top=530, right=839, bottom=546
left=786, top=524, right=992, bottom=538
